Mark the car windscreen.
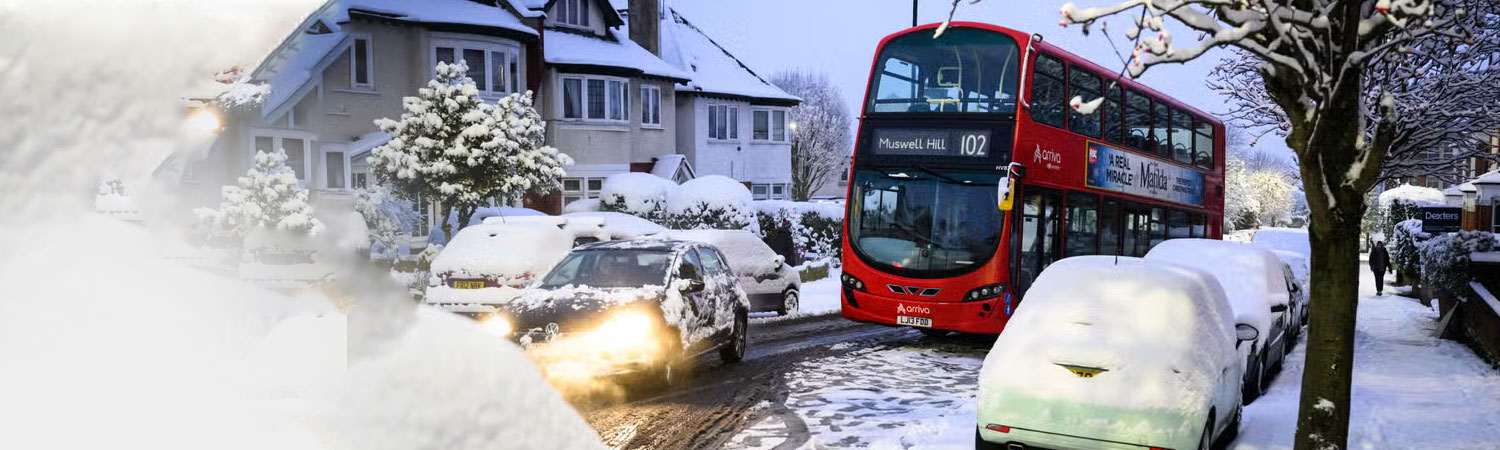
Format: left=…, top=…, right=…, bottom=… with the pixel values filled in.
left=538, top=249, right=673, bottom=289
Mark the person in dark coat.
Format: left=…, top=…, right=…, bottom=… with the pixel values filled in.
left=1370, top=240, right=1391, bottom=295
left=768, top=219, right=800, bottom=267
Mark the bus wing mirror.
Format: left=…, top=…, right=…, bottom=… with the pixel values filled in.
left=998, top=177, right=1017, bottom=211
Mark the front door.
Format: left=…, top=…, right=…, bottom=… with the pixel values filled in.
left=1014, top=186, right=1061, bottom=297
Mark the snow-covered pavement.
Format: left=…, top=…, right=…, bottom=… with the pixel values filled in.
left=1231, top=266, right=1500, bottom=450
left=727, top=262, right=1500, bottom=449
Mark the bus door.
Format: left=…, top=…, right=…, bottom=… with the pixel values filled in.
left=1013, top=185, right=1061, bottom=297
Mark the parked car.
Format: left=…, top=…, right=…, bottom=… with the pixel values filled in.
left=483, top=211, right=667, bottom=247
left=1250, top=227, right=1311, bottom=258
left=977, top=256, right=1255, bottom=450
left=1274, top=252, right=1310, bottom=327
left=494, top=239, right=749, bottom=386
left=424, top=222, right=575, bottom=311
left=427, top=206, right=546, bottom=246
left=1147, top=238, right=1294, bottom=403
left=665, top=229, right=802, bottom=315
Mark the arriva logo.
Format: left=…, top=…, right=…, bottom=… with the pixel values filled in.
left=1034, top=144, right=1062, bottom=165
left=895, top=304, right=932, bottom=315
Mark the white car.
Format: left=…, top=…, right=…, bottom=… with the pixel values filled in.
left=977, top=256, right=1254, bottom=450
left=424, top=222, right=575, bottom=312
left=664, top=229, right=801, bottom=315
left=1250, top=227, right=1310, bottom=258
left=482, top=211, right=666, bottom=247
left=1147, top=238, right=1294, bottom=403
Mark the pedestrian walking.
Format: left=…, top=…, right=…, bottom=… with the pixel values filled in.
left=1370, top=240, right=1391, bottom=295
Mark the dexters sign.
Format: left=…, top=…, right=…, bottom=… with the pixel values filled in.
left=1085, top=142, right=1205, bottom=206
left=1421, top=207, right=1462, bottom=233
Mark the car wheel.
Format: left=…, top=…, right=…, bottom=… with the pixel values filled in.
left=974, top=429, right=1004, bottom=450
left=719, top=310, right=747, bottom=364
left=1256, top=352, right=1273, bottom=394
left=1197, top=416, right=1214, bottom=450
left=778, top=290, right=799, bottom=316
left=1214, top=406, right=1242, bottom=449
left=1242, top=354, right=1262, bottom=404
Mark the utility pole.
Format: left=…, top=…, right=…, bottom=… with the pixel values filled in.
left=911, top=0, right=918, bottom=27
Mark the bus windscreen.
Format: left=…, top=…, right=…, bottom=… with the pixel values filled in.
left=865, top=28, right=1020, bottom=114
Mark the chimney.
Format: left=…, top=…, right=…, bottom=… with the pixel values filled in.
left=628, top=0, right=660, bottom=56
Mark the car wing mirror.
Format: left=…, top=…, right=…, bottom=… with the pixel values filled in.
left=1236, top=324, right=1260, bottom=342
left=1270, top=303, right=1288, bottom=313
left=682, top=278, right=705, bottom=294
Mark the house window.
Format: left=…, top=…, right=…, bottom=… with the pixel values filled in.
left=555, top=0, right=590, bottom=28
left=352, top=172, right=368, bottom=189
left=641, top=85, right=661, bottom=126
left=561, top=176, right=604, bottom=205
left=351, top=37, right=373, bottom=89
left=562, top=75, right=628, bottom=122
left=751, top=184, right=770, bottom=200
left=754, top=109, right=787, bottom=142
left=771, top=183, right=786, bottom=199
left=182, top=162, right=199, bottom=183
left=252, top=133, right=312, bottom=182
left=325, top=151, right=347, bottom=189
left=709, top=104, right=739, bottom=140
left=433, top=39, right=522, bottom=98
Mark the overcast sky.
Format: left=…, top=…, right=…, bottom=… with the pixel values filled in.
left=667, top=0, right=1294, bottom=161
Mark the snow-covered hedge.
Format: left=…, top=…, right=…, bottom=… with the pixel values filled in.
left=1378, top=184, right=1447, bottom=208
left=1389, top=219, right=1432, bottom=271
left=598, top=172, right=677, bottom=222
left=753, top=200, right=844, bottom=260
left=1419, top=231, right=1498, bottom=299
left=665, top=175, right=757, bottom=233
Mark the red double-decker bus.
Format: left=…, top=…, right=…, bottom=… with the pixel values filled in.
left=838, top=22, right=1225, bottom=335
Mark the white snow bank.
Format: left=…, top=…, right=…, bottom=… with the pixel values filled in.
left=599, top=172, right=677, bottom=218
left=563, top=198, right=600, bottom=213
left=665, top=229, right=782, bottom=275
left=328, top=306, right=604, bottom=450
left=980, top=256, right=1236, bottom=448
left=1378, top=184, right=1446, bottom=208
left=426, top=223, right=573, bottom=305
left=1147, top=239, right=1285, bottom=345
left=1252, top=227, right=1310, bottom=258
left=752, top=200, right=845, bottom=221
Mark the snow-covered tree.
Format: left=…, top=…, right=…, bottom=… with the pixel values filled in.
left=1249, top=170, right=1297, bottom=226
left=195, top=149, right=322, bottom=239
left=353, top=184, right=420, bottom=259
left=369, top=61, right=572, bottom=243
left=1224, top=152, right=1260, bottom=230
left=771, top=70, right=852, bottom=201
left=943, top=0, right=1495, bottom=446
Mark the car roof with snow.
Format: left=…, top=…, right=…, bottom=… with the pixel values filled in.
left=1145, top=239, right=1287, bottom=340
left=574, top=238, right=699, bottom=253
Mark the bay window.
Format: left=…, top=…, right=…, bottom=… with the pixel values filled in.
left=562, top=75, right=629, bottom=122
left=433, top=38, right=522, bottom=98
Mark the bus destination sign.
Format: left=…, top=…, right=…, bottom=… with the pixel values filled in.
left=871, top=128, right=992, bottom=158
left=1086, top=142, right=1205, bottom=206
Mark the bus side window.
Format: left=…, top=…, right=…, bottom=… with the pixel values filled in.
left=1167, top=209, right=1191, bottom=240
left=1171, top=108, right=1194, bottom=164
left=1031, top=54, right=1066, bottom=128
left=1065, top=192, right=1100, bottom=257
left=1194, top=117, right=1216, bottom=169
left=1125, top=90, right=1151, bottom=151
left=1067, top=66, right=1102, bottom=138
left=1100, top=198, right=1121, bottom=256
left=1152, top=101, right=1170, bottom=157
left=1103, top=84, right=1124, bottom=144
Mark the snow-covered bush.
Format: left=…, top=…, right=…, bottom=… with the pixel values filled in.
left=665, top=175, right=757, bottom=233
left=753, top=200, right=844, bottom=260
left=195, top=149, right=324, bottom=240
left=369, top=61, right=572, bottom=242
left=1389, top=219, right=1432, bottom=272
left=354, top=185, right=419, bottom=259
left=598, top=172, right=677, bottom=222
left=1419, top=231, right=1498, bottom=299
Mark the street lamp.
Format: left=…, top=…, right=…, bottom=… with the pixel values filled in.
left=788, top=121, right=798, bottom=131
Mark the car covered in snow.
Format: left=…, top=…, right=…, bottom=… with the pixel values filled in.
left=493, top=239, right=750, bottom=386
left=1250, top=227, right=1310, bottom=258
left=664, top=229, right=802, bottom=315
left=1147, top=238, right=1294, bottom=403
left=977, top=256, right=1254, bottom=450
left=424, top=222, right=575, bottom=312
left=482, top=211, right=667, bottom=247
left=1273, top=251, right=1309, bottom=328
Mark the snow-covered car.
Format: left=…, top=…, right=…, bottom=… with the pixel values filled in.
left=1250, top=227, right=1310, bottom=258
left=1147, top=238, right=1293, bottom=403
left=1273, top=251, right=1310, bottom=327
left=427, top=206, right=547, bottom=246
left=977, top=256, right=1254, bottom=450
left=665, top=229, right=802, bottom=315
left=496, top=239, right=749, bottom=386
left=424, top=222, right=575, bottom=311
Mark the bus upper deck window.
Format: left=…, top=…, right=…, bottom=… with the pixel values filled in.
left=866, top=28, right=1021, bottom=114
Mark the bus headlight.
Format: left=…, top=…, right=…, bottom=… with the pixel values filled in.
left=481, top=315, right=513, bottom=337
left=964, top=283, right=1006, bottom=302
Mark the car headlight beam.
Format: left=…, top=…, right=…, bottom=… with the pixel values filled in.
left=482, top=315, right=513, bottom=337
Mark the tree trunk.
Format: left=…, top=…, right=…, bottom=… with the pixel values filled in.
left=439, top=203, right=455, bottom=245
left=456, top=205, right=476, bottom=239
left=1295, top=206, right=1362, bottom=450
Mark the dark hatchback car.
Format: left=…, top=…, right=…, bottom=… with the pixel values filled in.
left=492, top=239, right=750, bottom=386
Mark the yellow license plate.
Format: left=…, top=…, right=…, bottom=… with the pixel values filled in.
left=1058, top=364, right=1107, bottom=378
left=452, top=280, right=486, bottom=289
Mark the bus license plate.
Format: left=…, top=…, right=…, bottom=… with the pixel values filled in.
left=896, top=315, right=932, bottom=327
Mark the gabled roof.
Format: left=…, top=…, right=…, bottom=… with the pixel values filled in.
left=249, top=0, right=536, bottom=119
left=516, top=0, right=624, bottom=27
left=1475, top=169, right=1500, bottom=185
left=657, top=8, right=799, bottom=106
left=544, top=28, right=690, bottom=81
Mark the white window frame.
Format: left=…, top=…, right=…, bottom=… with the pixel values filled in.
left=552, top=0, right=591, bottom=29
left=350, top=35, right=374, bottom=90
left=432, top=36, right=524, bottom=100
left=708, top=104, right=739, bottom=141
left=560, top=74, right=630, bottom=123
left=751, top=184, right=770, bottom=200
left=641, top=85, right=662, bottom=128
left=249, top=129, right=316, bottom=184
left=561, top=176, right=605, bottom=205
left=751, top=108, right=789, bottom=142
left=771, top=183, right=786, bottom=200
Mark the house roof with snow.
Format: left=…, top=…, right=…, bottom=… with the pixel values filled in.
left=1475, top=169, right=1500, bottom=185
left=544, top=28, right=691, bottom=81
left=248, top=0, right=537, bottom=119
left=656, top=8, right=799, bottom=106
